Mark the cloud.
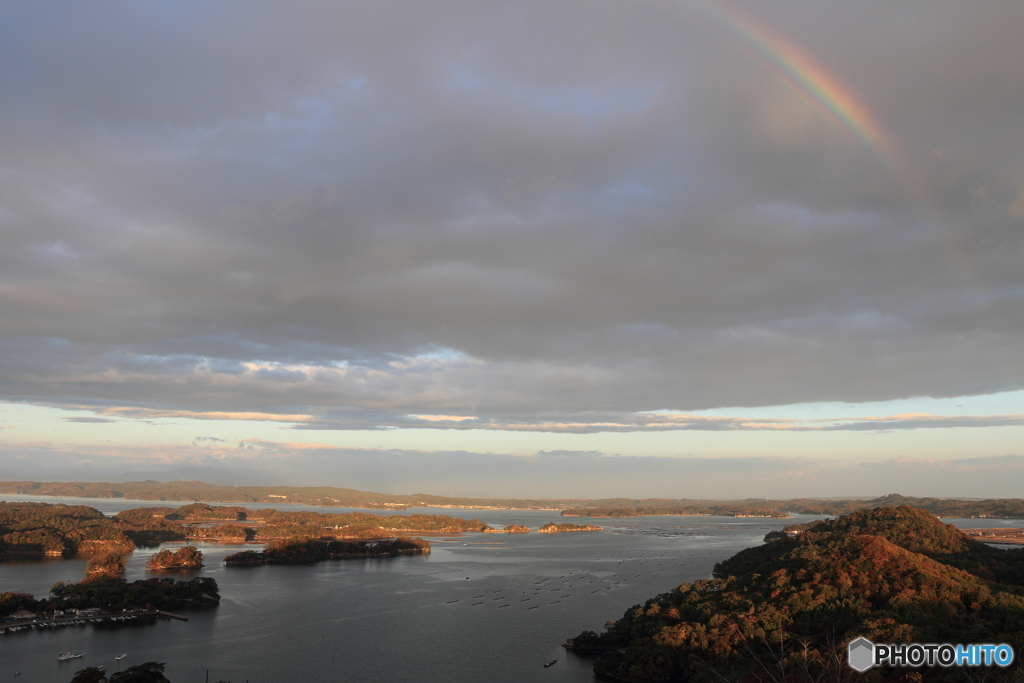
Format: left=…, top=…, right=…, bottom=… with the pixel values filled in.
left=42, top=396, right=1024, bottom=434
left=535, top=450, right=604, bottom=459
left=823, top=413, right=1024, bottom=431
left=0, top=1, right=1021, bottom=438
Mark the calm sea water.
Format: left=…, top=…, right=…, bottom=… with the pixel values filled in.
left=2, top=496, right=1015, bottom=683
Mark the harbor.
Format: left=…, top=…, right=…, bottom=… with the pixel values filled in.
left=1, top=609, right=187, bottom=635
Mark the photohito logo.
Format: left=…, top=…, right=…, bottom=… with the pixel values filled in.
left=847, top=637, right=1015, bottom=672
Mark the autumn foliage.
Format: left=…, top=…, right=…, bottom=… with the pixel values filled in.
left=146, top=546, right=204, bottom=570
left=569, top=506, right=1024, bottom=682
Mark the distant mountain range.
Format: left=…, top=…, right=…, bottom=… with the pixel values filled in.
left=2, top=480, right=1024, bottom=518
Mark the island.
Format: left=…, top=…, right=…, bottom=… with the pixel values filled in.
left=86, top=552, right=127, bottom=577
left=566, top=505, right=1024, bottom=682
left=0, top=502, right=140, bottom=557
left=538, top=522, right=602, bottom=533
left=224, top=537, right=431, bottom=565
left=146, top=546, right=204, bottom=570
left=484, top=524, right=530, bottom=533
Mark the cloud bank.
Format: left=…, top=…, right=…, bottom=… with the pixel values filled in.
left=0, top=1, right=1022, bottom=465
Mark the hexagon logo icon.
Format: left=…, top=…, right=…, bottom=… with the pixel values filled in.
left=848, top=637, right=875, bottom=672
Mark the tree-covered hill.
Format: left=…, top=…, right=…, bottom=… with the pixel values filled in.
left=568, top=506, right=1024, bottom=682
left=0, top=502, right=139, bottom=556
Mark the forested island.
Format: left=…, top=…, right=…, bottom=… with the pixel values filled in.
left=0, top=502, right=138, bottom=556
left=146, top=546, right=204, bottom=570
left=224, top=537, right=431, bottom=565
left=566, top=506, right=1024, bottom=682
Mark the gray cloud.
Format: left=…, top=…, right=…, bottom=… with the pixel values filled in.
left=1, top=1, right=1022, bottom=428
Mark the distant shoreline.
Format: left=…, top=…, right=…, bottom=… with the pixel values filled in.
left=4, top=482, right=1024, bottom=520
left=961, top=528, right=1024, bottom=545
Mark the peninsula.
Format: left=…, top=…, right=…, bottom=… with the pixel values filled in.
left=567, top=506, right=1024, bottom=682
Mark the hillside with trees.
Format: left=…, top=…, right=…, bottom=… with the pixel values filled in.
left=2, top=576, right=220, bottom=619
left=567, top=506, right=1024, bottom=682
left=0, top=479, right=573, bottom=510
left=0, top=501, right=488, bottom=558
left=0, top=502, right=139, bottom=556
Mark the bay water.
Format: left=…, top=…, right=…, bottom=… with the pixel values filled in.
left=3, top=496, right=1013, bottom=683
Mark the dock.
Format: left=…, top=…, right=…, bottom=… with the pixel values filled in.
left=1, top=609, right=187, bottom=634
left=154, top=610, right=188, bottom=621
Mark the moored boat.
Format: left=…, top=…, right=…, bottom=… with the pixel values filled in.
left=544, top=659, right=557, bottom=667
left=115, top=653, right=128, bottom=661
left=56, top=652, right=84, bottom=661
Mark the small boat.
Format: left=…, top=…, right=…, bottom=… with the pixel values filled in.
left=544, top=659, right=557, bottom=667
left=57, top=652, right=84, bottom=661
left=115, top=653, right=128, bottom=661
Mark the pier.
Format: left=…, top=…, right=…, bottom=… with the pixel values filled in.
left=1, top=609, right=188, bottom=634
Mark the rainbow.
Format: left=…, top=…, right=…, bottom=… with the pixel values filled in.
left=683, top=0, right=926, bottom=201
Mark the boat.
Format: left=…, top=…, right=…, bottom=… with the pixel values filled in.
left=115, top=653, right=128, bottom=661
left=57, top=652, right=84, bottom=661
left=544, top=659, right=557, bottom=667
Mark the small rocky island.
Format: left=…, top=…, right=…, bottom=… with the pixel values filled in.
left=538, top=522, right=602, bottom=533
left=146, top=545, right=204, bottom=570
left=484, top=524, right=530, bottom=533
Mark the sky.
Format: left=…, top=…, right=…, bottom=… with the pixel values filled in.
left=1, top=1, right=1023, bottom=499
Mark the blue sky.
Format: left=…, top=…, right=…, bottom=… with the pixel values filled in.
left=1, top=1, right=1022, bottom=498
